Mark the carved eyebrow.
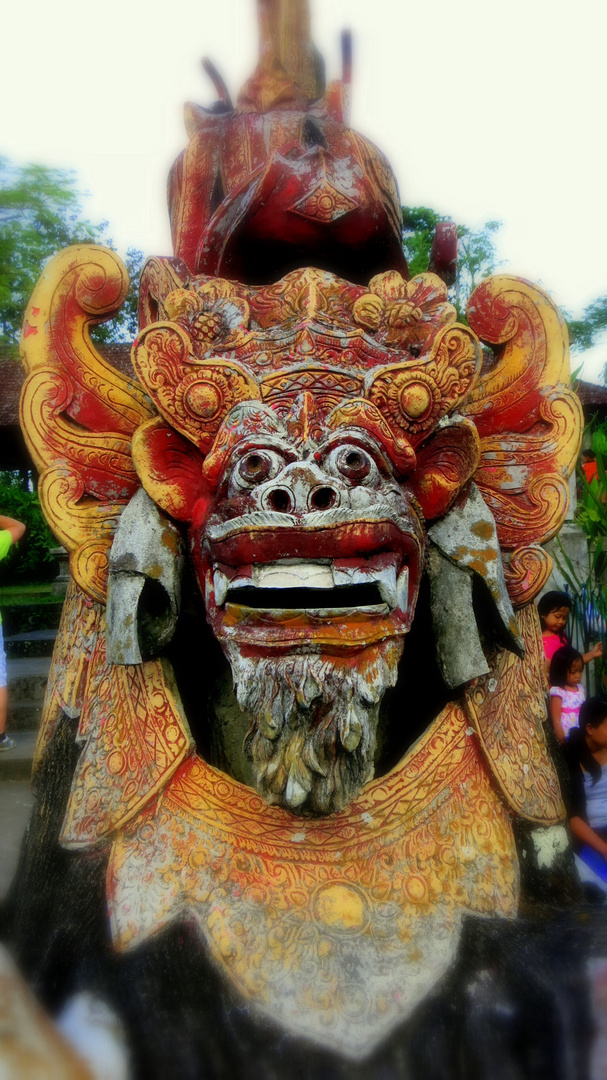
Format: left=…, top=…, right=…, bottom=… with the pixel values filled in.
left=313, top=430, right=391, bottom=470
left=227, top=437, right=296, bottom=468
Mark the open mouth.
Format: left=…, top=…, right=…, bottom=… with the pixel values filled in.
left=225, top=583, right=386, bottom=611
left=213, top=555, right=409, bottom=618
left=200, top=514, right=424, bottom=649
left=207, top=552, right=411, bottom=635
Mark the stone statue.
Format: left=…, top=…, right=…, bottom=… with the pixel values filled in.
left=9, top=1, right=587, bottom=1074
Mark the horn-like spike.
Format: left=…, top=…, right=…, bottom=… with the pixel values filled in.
left=201, top=57, right=233, bottom=108
left=341, top=30, right=352, bottom=84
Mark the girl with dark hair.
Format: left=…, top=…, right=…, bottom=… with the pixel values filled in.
left=549, top=645, right=585, bottom=744
left=564, top=698, right=607, bottom=885
left=538, top=590, right=571, bottom=664
left=537, top=590, right=602, bottom=670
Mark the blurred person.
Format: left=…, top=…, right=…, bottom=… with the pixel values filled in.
left=581, top=448, right=599, bottom=485
left=537, top=590, right=602, bottom=670
left=564, top=698, right=607, bottom=891
left=549, top=645, right=585, bottom=744
left=0, top=514, right=26, bottom=750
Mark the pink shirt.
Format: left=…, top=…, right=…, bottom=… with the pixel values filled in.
left=542, top=632, right=567, bottom=663
left=550, top=684, right=585, bottom=736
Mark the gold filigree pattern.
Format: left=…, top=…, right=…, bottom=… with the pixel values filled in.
left=33, top=580, right=103, bottom=775
left=20, top=246, right=155, bottom=602
left=368, top=325, right=482, bottom=445
left=133, top=269, right=482, bottom=464
left=107, top=701, right=517, bottom=1054
left=504, top=546, right=554, bottom=608
left=465, top=603, right=563, bottom=823
left=140, top=268, right=475, bottom=382
left=61, top=624, right=193, bottom=847
left=261, top=367, right=364, bottom=414
left=133, top=324, right=259, bottom=454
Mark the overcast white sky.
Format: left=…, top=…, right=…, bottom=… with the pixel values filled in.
left=2, top=0, right=607, bottom=380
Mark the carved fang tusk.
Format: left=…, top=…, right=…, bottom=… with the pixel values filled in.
left=213, top=556, right=406, bottom=614
left=395, top=567, right=409, bottom=615
left=213, top=569, right=229, bottom=606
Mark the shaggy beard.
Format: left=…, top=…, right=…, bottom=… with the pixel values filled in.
left=226, top=640, right=403, bottom=815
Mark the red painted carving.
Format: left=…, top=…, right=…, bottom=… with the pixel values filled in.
left=167, top=19, right=407, bottom=286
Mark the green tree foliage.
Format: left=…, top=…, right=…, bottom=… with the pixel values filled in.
left=91, top=245, right=144, bottom=347
left=552, top=418, right=607, bottom=662
left=402, top=203, right=607, bottom=375
left=0, top=473, right=56, bottom=584
left=0, top=157, right=143, bottom=353
left=401, top=206, right=444, bottom=279
left=567, top=296, right=607, bottom=357
left=402, top=206, right=503, bottom=321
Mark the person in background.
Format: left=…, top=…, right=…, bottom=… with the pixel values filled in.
left=537, top=590, right=603, bottom=670
left=0, top=514, right=26, bottom=750
left=581, top=448, right=599, bottom=486
left=564, top=698, right=607, bottom=890
left=549, top=645, right=585, bottom=744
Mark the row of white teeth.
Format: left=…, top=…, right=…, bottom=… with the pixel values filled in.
left=212, top=557, right=408, bottom=613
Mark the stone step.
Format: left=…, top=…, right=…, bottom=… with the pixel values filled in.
left=6, top=657, right=50, bottom=699
left=0, top=732, right=36, bottom=782
left=7, top=701, right=44, bottom=732
left=6, top=658, right=50, bottom=733
left=0, top=779, right=35, bottom=899
left=4, top=629, right=57, bottom=660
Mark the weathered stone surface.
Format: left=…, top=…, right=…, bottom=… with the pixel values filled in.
left=107, top=488, right=184, bottom=665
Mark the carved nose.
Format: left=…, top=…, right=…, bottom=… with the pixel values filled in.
left=260, top=464, right=343, bottom=514
left=265, top=488, right=295, bottom=514
left=309, top=485, right=338, bottom=511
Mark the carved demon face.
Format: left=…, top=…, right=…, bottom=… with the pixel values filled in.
left=126, top=267, right=504, bottom=812
left=181, top=399, right=423, bottom=811
left=195, top=400, right=424, bottom=653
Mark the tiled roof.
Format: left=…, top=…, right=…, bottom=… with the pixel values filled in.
left=576, top=379, right=607, bottom=407
left=0, top=345, right=134, bottom=426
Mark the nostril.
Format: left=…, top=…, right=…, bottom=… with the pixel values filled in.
left=310, top=486, right=338, bottom=511
left=267, top=488, right=294, bottom=513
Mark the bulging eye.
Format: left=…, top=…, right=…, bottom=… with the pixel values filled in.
left=335, top=446, right=372, bottom=481
left=238, top=451, right=274, bottom=484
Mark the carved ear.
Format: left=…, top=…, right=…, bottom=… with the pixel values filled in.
left=408, top=417, right=480, bottom=520
left=131, top=418, right=212, bottom=523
